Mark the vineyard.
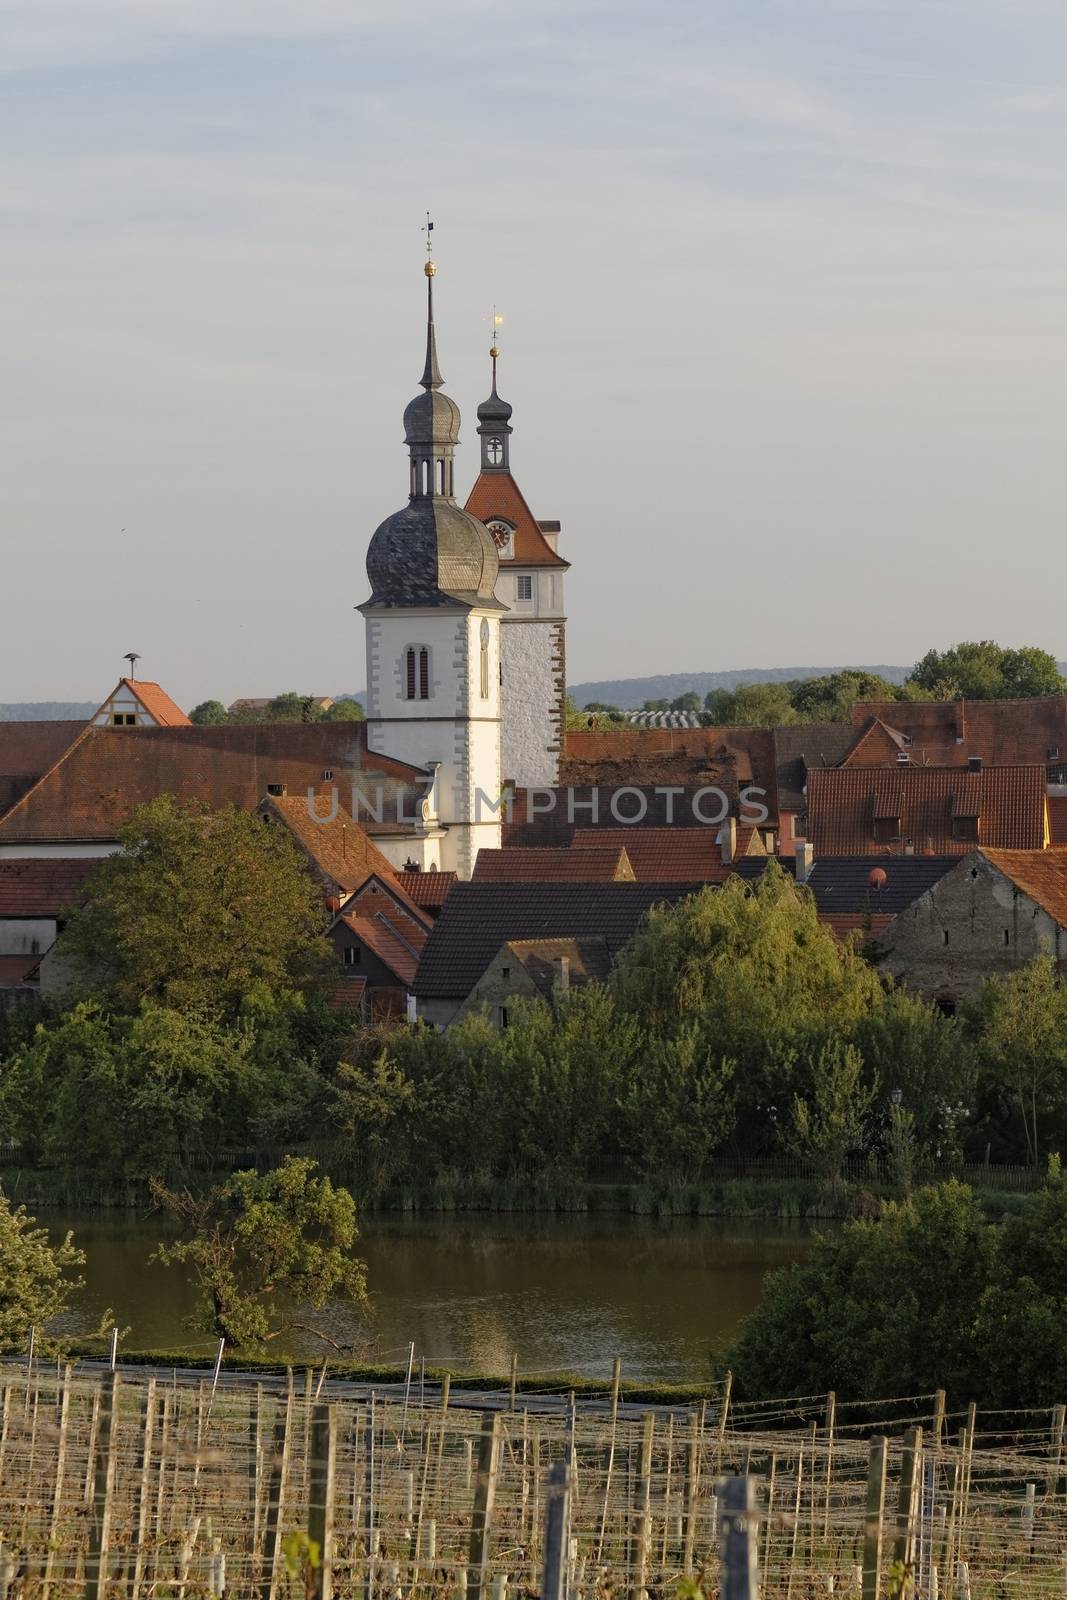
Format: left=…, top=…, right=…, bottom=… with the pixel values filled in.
left=0, top=1361, right=1065, bottom=1597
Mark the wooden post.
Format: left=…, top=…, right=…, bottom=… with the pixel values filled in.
left=85, top=1372, right=120, bottom=1600
left=363, top=1393, right=377, bottom=1600
left=891, top=1427, right=923, bottom=1585
left=784, top=1447, right=804, bottom=1600
left=823, top=1392, right=837, bottom=1540
left=683, top=1410, right=701, bottom=1574
left=41, top=1364, right=72, bottom=1600
left=762, top=1453, right=778, bottom=1589
left=509, top=1354, right=518, bottom=1415
left=1052, top=1404, right=1065, bottom=1498
left=259, top=1395, right=293, bottom=1600
left=308, top=1403, right=337, bottom=1600
left=399, top=1341, right=416, bottom=1448
left=629, top=1412, right=655, bottom=1600
left=468, top=1412, right=503, bottom=1600
left=596, top=1356, right=623, bottom=1564
left=718, top=1370, right=734, bottom=1466
left=862, top=1437, right=888, bottom=1600
left=130, top=1378, right=157, bottom=1600
left=541, top=1459, right=570, bottom=1600
left=720, top=1476, right=759, bottom=1600
left=932, top=1391, right=946, bottom=1451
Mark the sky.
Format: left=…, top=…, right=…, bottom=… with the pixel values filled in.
left=3, top=0, right=1067, bottom=708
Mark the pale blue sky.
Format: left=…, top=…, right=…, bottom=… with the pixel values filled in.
left=3, top=0, right=1067, bottom=706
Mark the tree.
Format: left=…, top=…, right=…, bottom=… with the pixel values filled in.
left=267, top=692, right=325, bottom=723
left=616, top=1025, right=735, bottom=1181
left=322, top=698, right=366, bottom=722
left=974, top=1158, right=1067, bottom=1406
left=57, top=796, right=333, bottom=1018
left=704, top=683, right=796, bottom=726
left=855, top=989, right=974, bottom=1164
left=787, top=1039, right=872, bottom=1187
left=189, top=699, right=229, bottom=725
left=0, top=1198, right=97, bottom=1354
left=967, top=956, right=1067, bottom=1166
left=909, top=641, right=1064, bottom=701
left=151, top=1157, right=367, bottom=1350
left=789, top=671, right=908, bottom=723
left=670, top=692, right=703, bottom=716
left=724, top=1182, right=995, bottom=1401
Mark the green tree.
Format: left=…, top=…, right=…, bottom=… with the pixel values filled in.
left=967, top=956, right=1067, bottom=1166
left=151, top=1157, right=366, bottom=1351
left=322, top=698, right=366, bottom=722
left=670, top=692, right=703, bottom=716
left=57, top=796, right=332, bottom=1018
left=855, top=989, right=974, bottom=1164
left=909, top=641, right=1064, bottom=701
left=616, top=1025, right=735, bottom=1180
left=725, top=1182, right=994, bottom=1401
left=331, top=1049, right=417, bottom=1192
left=0, top=1198, right=100, bottom=1355
left=786, top=1039, right=872, bottom=1187
left=189, top=699, right=229, bottom=725
left=704, top=684, right=796, bottom=726
left=266, top=692, right=326, bottom=723
left=975, top=1158, right=1067, bottom=1406
left=789, top=671, right=908, bottom=723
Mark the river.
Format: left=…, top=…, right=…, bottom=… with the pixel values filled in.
left=41, top=1210, right=819, bottom=1383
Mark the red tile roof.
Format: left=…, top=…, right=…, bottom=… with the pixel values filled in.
left=850, top=697, right=1067, bottom=768
left=570, top=826, right=759, bottom=882
left=260, top=795, right=410, bottom=902
left=0, top=859, right=98, bottom=917
left=0, top=955, right=41, bottom=986
left=122, top=680, right=191, bottom=727
left=397, top=870, right=457, bottom=910
left=337, top=912, right=422, bottom=987
left=562, top=726, right=776, bottom=797
left=0, top=722, right=87, bottom=815
left=820, top=912, right=895, bottom=940
left=808, top=765, right=1048, bottom=855
left=1048, top=796, right=1067, bottom=845
left=343, top=876, right=432, bottom=935
left=0, top=723, right=429, bottom=844
left=464, top=472, right=568, bottom=568
left=472, top=846, right=635, bottom=883
left=325, top=976, right=367, bottom=1014
left=979, top=848, right=1067, bottom=929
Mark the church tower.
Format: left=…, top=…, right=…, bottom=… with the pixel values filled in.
left=465, top=343, right=569, bottom=789
left=360, top=256, right=506, bottom=879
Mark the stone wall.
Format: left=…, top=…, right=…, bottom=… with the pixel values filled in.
left=501, top=620, right=564, bottom=789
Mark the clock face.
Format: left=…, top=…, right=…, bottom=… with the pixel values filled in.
left=486, top=438, right=504, bottom=465
left=487, top=521, right=513, bottom=556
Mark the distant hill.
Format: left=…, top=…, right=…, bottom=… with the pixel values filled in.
left=0, top=702, right=97, bottom=721
left=568, top=667, right=912, bottom=711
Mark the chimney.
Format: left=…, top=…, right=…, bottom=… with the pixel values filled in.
left=556, top=955, right=570, bottom=992
left=794, top=842, right=814, bottom=884
left=719, top=815, right=737, bottom=865
left=955, top=698, right=966, bottom=743
left=968, top=755, right=983, bottom=774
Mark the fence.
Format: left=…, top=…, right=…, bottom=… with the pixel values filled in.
left=1, top=1362, right=1067, bottom=1597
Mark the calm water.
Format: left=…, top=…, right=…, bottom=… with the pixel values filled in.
left=41, top=1211, right=818, bottom=1383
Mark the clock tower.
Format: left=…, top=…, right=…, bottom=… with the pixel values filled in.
left=466, top=344, right=569, bottom=789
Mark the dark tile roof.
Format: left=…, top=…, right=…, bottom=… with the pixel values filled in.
left=414, top=882, right=701, bottom=999
left=505, top=937, right=613, bottom=993
left=0, top=723, right=429, bottom=844
left=0, top=859, right=98, bottom=917
left=772, top=724, right=857, bottom=810
left=802, top=855, right=958, bottom=916
left=807, top=765, right=1048, bottom=855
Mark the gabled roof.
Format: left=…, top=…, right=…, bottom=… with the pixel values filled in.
left=397, top=869, right=457, bottom=910
left=979, top=848, right=1067, bottom=929
left=123, top=680, right=191, bottom=727
left=841, top=717, right=911, bottom=766
left=415, top=882, right=701, bottom=998
left=850, top=697, right=1067, bottom=768
left=0, top=859, right=99, bottom=917
left=260, top=795, right=404, bottom=899
left=808, top=765, right=1048, bottom=855
left=336, top=911, right=423, bottom=987
left=341, top=873, right=432, bottom=933
left=803, top=855, right=958, bottom=916
left=464, top=472, right=569, bottom=568
left=0, top=723, right=429, bottom=844
left=0, top=721, right=87, bottom=816
left=471, top=846, right=635, bottom=883
left=503, top=937, right=613, bottom=993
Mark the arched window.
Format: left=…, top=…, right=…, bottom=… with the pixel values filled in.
left=405, top=646, right=430, bottom=701
left=479, top=620, right=490, bottom=700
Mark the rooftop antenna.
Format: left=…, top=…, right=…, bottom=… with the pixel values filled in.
left=123, top=652, right=141, bottom=680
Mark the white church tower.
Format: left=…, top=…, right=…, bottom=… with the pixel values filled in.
left=359, top=256, right=506, bottom=879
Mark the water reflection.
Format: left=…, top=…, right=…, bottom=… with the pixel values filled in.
left=42, top=1210, right=818, bottom=1383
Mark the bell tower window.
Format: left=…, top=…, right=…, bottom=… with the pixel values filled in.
left=486, top=437, right=504, bottom=466
left=405, top=646, right=431, bottom=701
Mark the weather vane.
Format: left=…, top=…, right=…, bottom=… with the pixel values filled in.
left=490, top=304, right=504, bottom=357
left=422, top=212, right=434, bottom=262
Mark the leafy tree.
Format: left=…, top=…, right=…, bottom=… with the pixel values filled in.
left=189, top=699, right=229, bottom=725
left=616, top=1025, right=735, bottom=1181
left=0, top=1198, right=102, bottom=1355
left=57, top=796, right=332, bottom=1018
left=966, top=956, right=1067, bottom=1166
left=909, top=641, right=1064, bottom=701
left=789, top=671, right=908, bottom=723
left=642, top=698, right=669, bottom=712
left=704, top=683, right=796, bottom=726
left=670, top=692, right=703, bottom=716
left=974, top=1158, right=1067, bottom=1406
left=725, top=1182, right=994, bottom=1401
left=322, top=698, right=366, bottom=722
left=787, top=1039, right=872, bottom=1186
left=331, top=1050, right=417, bottom=1192
left=855, top=989, right=974, bottom=1164
left=151, top=1157, right=366, bottom=1351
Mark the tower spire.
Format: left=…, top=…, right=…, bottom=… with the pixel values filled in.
left=420, top=214, right=443, bottom=391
